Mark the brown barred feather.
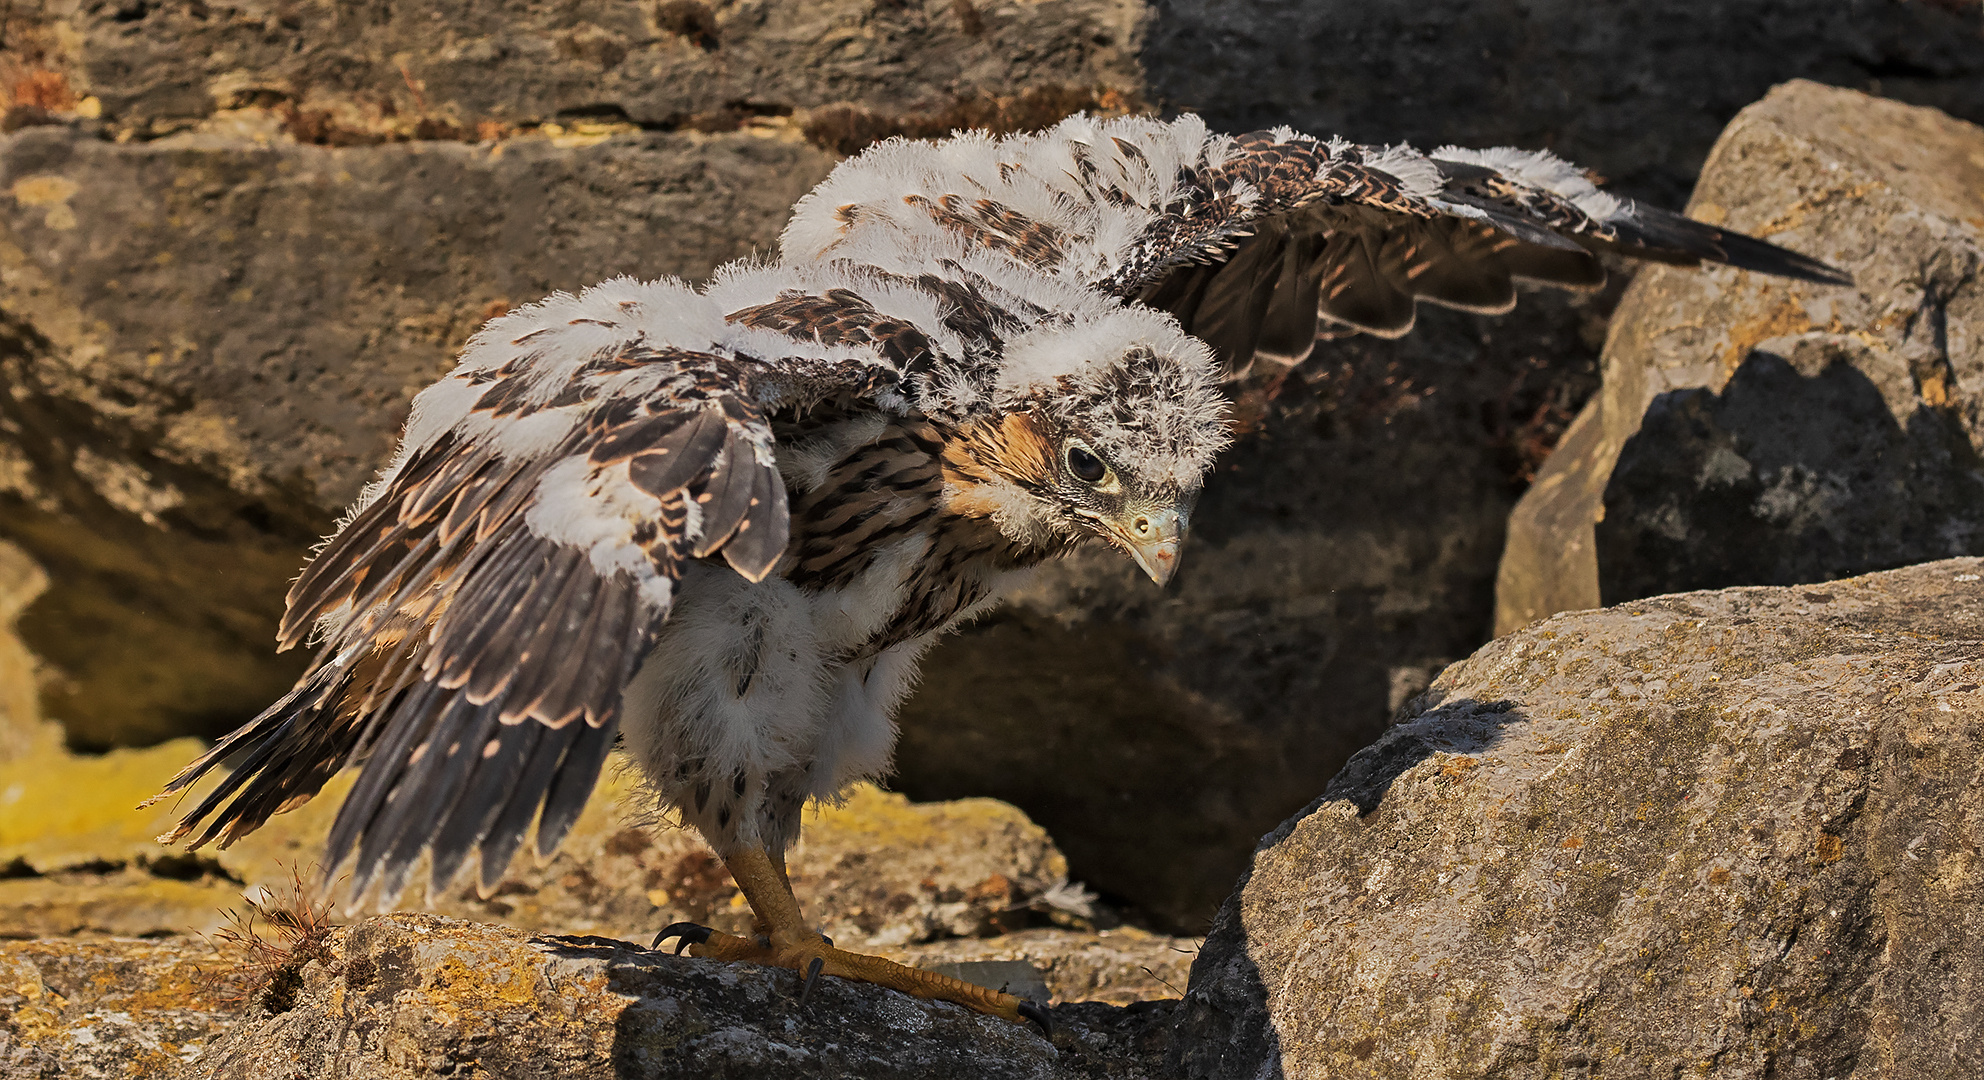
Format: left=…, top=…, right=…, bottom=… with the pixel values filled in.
left=627, top=408, right=727, bottom=499
left=688, top=429, right=759, bottom=558
left=905, top=193, right=1068, bottom=269
left=728, top=289, right=942, bottom=379
left=719, top=464, right=790, bottom=583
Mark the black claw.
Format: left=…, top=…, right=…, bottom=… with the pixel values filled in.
left=1018, top=1000, right=1053, bottom=1039
left=797, top=957, right=825, bottom=1008
left=651, top=922, right=713, bottom=954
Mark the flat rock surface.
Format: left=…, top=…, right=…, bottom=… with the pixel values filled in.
left=1173, top=557, right=1984, bottom=1079
left=1499, top=80, right=1984, bottom=632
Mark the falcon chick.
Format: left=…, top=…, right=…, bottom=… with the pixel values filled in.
left=150, top=114, right=1848, bottom=1027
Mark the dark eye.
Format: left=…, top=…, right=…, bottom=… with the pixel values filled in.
left=1066, top=444, right=1107, bottom=483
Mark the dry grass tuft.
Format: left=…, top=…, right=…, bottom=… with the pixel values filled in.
left=199, top=864, right=340, bottom=1015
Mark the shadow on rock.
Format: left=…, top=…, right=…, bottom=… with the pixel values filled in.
left=1598, top=334, right=1984, bottom=605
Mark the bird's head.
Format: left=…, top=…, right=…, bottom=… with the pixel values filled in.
left=944, top=306, right=1230, bottom=585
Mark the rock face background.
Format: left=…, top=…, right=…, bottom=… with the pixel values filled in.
left=4, top=1, right=1984, bottom=934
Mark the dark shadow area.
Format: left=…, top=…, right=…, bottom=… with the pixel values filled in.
left=1164, top=695, right=1527, bottom=1080
left=1598, top=343, right=1984, bottom=603
left=1141, top=0, right=1984, bottom=208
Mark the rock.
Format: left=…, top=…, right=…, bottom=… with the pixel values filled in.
left=0, top=915, right=1178, bottom=1080
left=177, top=912, right=1173, bottom=1080
left=1172, top=557, right=1984, bottom=1079
left=21, top=0, right=1144, bottom=144
left=1498, top=81, right=1984, bottom=634
left=1143, top=0, right=1984, bottom=208
left=0, top=934, right=237, bottom=1079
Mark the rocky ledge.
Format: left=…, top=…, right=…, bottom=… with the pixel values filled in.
left=5, top=913, right=1176, bottom=1080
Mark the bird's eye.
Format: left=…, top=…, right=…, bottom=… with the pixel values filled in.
left=1066, top=444, right=1108, bottom=484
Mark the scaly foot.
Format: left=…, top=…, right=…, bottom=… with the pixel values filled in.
left=651, top=921, right=1052, bottom=1036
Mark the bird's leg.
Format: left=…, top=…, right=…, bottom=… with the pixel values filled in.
left=657, top=846, right=1048, bottom=1032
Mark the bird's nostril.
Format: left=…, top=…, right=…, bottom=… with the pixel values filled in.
left=1134, top=516, right=1151, bottom=534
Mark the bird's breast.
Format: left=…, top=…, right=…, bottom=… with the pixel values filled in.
left=779, top=417, right=1053, bottom=660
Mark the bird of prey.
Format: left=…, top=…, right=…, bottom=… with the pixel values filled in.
left=148, top=113, right=1848, bottom=1028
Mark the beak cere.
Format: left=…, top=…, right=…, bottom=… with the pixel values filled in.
left=1117, top=504, right=1188, bottom=586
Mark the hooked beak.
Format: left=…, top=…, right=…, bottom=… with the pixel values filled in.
left=1105, top=504, right=1189, bottom=586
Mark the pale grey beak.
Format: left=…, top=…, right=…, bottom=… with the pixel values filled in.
left=1114, top=504, right=1188, bottom=586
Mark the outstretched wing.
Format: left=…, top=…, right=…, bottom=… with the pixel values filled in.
left=148, top=279, right=897, bottom=903
left=1112, top=131, right=1851, bottom=375
left=782, top=115, right=1851, bottom=379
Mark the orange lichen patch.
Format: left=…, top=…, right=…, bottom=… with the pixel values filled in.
left=1560, top=836, right=1585, bottom=850
left=425, top=949, right=548, bottom=1011
left=1718, top=295, right=1812, bottom=381
left=1708, top=866, right=1731, bottom=885
left=1436, top=756, right=1479, bottom=783
left=1815, top=833, right=1845, bottom=863
left=1921, top=372, right=1951, bottom=407
left=1750, top=181, right=1880, bottom=239
left=5, top=70, right=75, bottom=111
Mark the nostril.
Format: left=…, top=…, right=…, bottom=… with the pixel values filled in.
left=1134, top=516, right=1151, bottom=535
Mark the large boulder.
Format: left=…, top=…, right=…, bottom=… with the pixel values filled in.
left=1498, top=81, right=1984, bottom=633
left=1172, top=557, right=1984, bottom=1079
